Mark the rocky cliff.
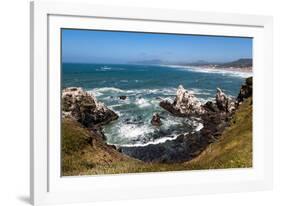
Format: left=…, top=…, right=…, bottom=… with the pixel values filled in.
left=62, top=87, right=118, bottom=128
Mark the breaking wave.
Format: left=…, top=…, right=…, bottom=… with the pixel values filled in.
left=108, top=121, right=204, bottom=147
left=163, top=65, right=252, bottom=78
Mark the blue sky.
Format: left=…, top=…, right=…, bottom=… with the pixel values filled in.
left=62, top=29, right=252, bottom=64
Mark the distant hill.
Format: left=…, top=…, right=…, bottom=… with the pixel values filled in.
left=131, top=58, right=252, bottom=68
left=184, top=58, right=252, bottom=68
left=217, top=58, right=252, bottom=68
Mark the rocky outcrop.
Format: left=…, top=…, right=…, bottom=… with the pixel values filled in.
left=215, top=88, right=236, bottom=113
left=237, top=77, right=252, bottom=103
left=160, top=85, right=205, bottom=116
left=151, top=113, right=162, bottom=126
left=62, top=87, right=118, bottom=128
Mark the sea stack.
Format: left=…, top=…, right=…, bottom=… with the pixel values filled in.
left=160, top=85, right=205, bottom=116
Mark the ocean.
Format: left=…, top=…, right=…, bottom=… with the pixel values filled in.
left=62, top=63, right=252, bottom=147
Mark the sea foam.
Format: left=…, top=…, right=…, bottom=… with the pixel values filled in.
left=163, top=65, right=253, bottom=78
left=109, top=121, right=204, bottom=147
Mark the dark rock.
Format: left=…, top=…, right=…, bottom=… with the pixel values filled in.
left=119, top=95, right=127, bottom=100
left=151, top=113, right=162, bottom=126
left=246, top=76, right=253, bottom=86
left=159, top=100, right=185, bottom=117
left=203, top=101, right=219, bottom=112
left=237, top=77, right=252, bottom=103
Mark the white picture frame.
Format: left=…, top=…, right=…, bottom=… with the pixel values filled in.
left=30, top=1, right=273, bottom=205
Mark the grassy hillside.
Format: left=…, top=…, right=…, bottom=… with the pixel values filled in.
left=62, top=119, right=138, bottom=175
left=62, top=97, right=252, bottom=176
left=184, top=97, right=252, bottom=169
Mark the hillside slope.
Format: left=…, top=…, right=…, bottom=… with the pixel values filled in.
left=185, top=97, right=252, bottom=169
left=62, top=118, right=139, bottom=176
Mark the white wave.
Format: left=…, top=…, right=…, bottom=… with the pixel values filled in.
left=93, top=87, right=125, bottom=93
left=89, top=87, right=212, bottom=101
left=112, top=122, right=204, bottom=147
left=108, top=104, right=123, bottom=108
left=163, top=64, right=252, bottom=78
left=115, top=135, right=179, bottom=147
left=126, top=88, right=177, bottom=96
left=97, top=66, right=125, bottom=71
left=197, top=97, right=215, bottom=103
left=135, top=98, right=151, bottom=108
left=100, top=66, right=111, bottom=70
left=87, top=90, right=103, bottom=97
left=189, top=88, right=212, bottom=96
left=107, top=117, right=204, bottom=147
left=89, top=87, right=177, bottom=97
left=161, top=117, right=183, bottom=130
left=117, top=124, right=154, bottom=140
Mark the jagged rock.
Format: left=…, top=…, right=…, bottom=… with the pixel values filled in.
left=215, top=88, right=235, bottom=113
left=216, top=88, right=228, bottom=111
left=160, top=85, right=205, bottom=116
left=151, top=113, right=162, bottom=126
left=62, top=87, right=118, bottom=127
left=237, top=77, right=252, bottom=103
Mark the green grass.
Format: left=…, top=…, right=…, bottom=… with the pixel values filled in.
left=184, top=97, right=252, bottom=169
left=62, top=98, right=252, bottom=176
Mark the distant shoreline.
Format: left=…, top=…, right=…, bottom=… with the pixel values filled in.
left=159, top=64, right=253, bottom=78
left=189, top=65, right=252, bottom=72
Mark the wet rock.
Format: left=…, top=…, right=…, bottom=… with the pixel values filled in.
left=62, top=87, right=118, bottom=128
left=119, top=95, right=127, bottom=100
left=160, top=85, right=205, bottom=116
left=151, top=113, right=162, bottom=126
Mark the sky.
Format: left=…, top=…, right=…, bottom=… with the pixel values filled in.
left=61, top=29, right=252, bottom=64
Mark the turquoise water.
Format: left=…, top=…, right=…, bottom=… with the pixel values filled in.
left=62, top=63, right=251, bottom=146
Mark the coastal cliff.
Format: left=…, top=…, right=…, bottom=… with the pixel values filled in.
left=62, top=77, right=253, bottom=176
